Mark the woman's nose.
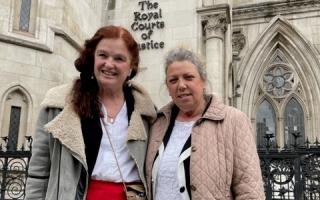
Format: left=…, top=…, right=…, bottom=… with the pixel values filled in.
left=104, top=57, right=114, bottom=67
left=177, top=79, right=187, bottom=90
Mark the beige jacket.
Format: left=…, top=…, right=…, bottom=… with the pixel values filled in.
left=146, top=95, right=265, bottom=200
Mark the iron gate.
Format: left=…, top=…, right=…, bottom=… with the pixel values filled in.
left=0, top=134, right=319, bottom=199
left=0, top=136, right=32, bottom=200
left=259, top=134, right=320, bottom=200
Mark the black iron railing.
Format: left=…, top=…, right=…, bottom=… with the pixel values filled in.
left=0, top=132, right=319, bottom=200
left=0, top=136, right=32, bottom=200
left=258, top=132, right=320, bottom=200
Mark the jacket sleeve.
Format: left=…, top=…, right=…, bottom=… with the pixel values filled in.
left=24, top=108, right=59, bottom=200
left=231, top=111, right=265, bottom=200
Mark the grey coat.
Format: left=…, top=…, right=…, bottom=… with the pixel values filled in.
left=25, top=81, right=157, bottom=200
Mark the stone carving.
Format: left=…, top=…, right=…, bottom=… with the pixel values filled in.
left=233, top=0, right=320, bottom=19
left=203, top=14, right=227, bottom=40
left=273, top=56, right=284, bottom=64
left=263, top=65, right=294, bottom=98
left=232, top=31, right=246, bottom=56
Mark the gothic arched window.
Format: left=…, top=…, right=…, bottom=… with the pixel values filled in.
left=255, top=49, right=306, bottom=148
left=1, top=88, right=30, bottom=151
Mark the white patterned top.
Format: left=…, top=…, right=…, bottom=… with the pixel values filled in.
left=155, top=120, right=195, bottom=200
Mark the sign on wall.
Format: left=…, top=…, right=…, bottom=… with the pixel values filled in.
left=131, top=0, right=165, bottom=50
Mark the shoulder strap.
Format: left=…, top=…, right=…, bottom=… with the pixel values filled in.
left=100, top=118, right=128, bottom=193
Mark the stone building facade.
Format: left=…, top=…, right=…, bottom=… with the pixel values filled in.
left=1, top=0, right=320, bottom=149
left=0, top=0, right=105, bottom=149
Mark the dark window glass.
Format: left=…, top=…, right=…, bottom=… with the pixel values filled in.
left=8, top=106, right=21, bottom=151
left=256, top=100, right=276, bottom=147
left=284, top=98, right=304, bottom=146
left=107, top=0, right=116, bottom=10
left=19, top=0, right=32, bottom=32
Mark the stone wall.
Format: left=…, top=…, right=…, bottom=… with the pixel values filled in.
left=0, top=0, right=103, bottom=140
left=105, top=0, right=203, bottom=106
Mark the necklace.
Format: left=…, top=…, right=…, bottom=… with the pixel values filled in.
left=108, top=115, right=115, bottom=123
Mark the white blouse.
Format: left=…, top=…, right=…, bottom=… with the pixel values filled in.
left=155, top=120, right=195, bottom=200
left=91, top=103, right=140, bottom=182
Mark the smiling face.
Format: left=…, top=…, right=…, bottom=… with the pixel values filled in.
left=94, top=38, right=132, bottom=93
left=166, top=60, right=206, bottom=114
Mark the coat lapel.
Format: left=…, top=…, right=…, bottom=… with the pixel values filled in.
left=40, top=81, right=157, bottom=168
left=127, top=80, right=157, bottom=141
left=40, top=83, right=87, bottom=167
left=44, top=103, right=87, bottom=167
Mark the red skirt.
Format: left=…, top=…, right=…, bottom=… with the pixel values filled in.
left=86, top=179, right=126, bottom=200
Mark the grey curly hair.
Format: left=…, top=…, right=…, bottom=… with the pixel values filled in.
left=164, top=47, right=207, bottom=81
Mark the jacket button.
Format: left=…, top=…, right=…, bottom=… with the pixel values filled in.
left=191, top=146, right=197, bottom=152
left=190, top=185, right=197, bottom=191
left=180, top=186, right=185, bottom=193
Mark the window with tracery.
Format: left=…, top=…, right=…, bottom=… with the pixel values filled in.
left=263, top=65, right=293, bottom=97
left=256, top=51, right=305, bottom=148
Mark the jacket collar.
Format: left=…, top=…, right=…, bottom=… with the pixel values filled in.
left=158, top=94, right=226, bottom=121
left=125, top=80, right=157, bottom=140
left=41, top=80, right=157, bottom=165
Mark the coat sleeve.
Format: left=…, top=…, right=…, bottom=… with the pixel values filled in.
left=24, top=108, right=59, bottom=200
left=231, top=111, right=265, bottom=200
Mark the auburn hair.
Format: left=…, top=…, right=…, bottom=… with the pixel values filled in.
left=71, top=25, right=139, bottom=118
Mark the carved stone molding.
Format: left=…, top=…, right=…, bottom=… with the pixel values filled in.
left=0, top=27, right=82, bottom=53
left=233, top=0, right=320, bottom=21
left=232, top=30, right=246, bottom=56
left=202, top=14, right=227, bottom=40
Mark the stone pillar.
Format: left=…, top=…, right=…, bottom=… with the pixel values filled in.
left=203, top=14, right=227, bottom=97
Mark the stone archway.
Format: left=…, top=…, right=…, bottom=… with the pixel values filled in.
left=237, top=16, right=320, bottom=141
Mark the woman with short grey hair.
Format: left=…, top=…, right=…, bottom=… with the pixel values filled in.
left=164, top=47, right=207, bottom=82
left=146, top=47, right=265, bottom=200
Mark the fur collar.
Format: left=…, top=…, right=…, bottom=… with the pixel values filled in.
left=41, top=80, right=157, bottom=165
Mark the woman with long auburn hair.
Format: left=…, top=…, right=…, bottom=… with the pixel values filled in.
left=25, top=26, right=157, bottom=200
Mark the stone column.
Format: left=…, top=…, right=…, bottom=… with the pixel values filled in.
left=203, top=14, right=227, bottom=97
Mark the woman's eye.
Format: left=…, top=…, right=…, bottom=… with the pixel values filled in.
left=98, top=53, right=107, bottom=57
left=114, top=57, right=125, bottom=61
left=168, top=79, right=177, bottom=83
left=185, top=75, right=194, bottom=80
